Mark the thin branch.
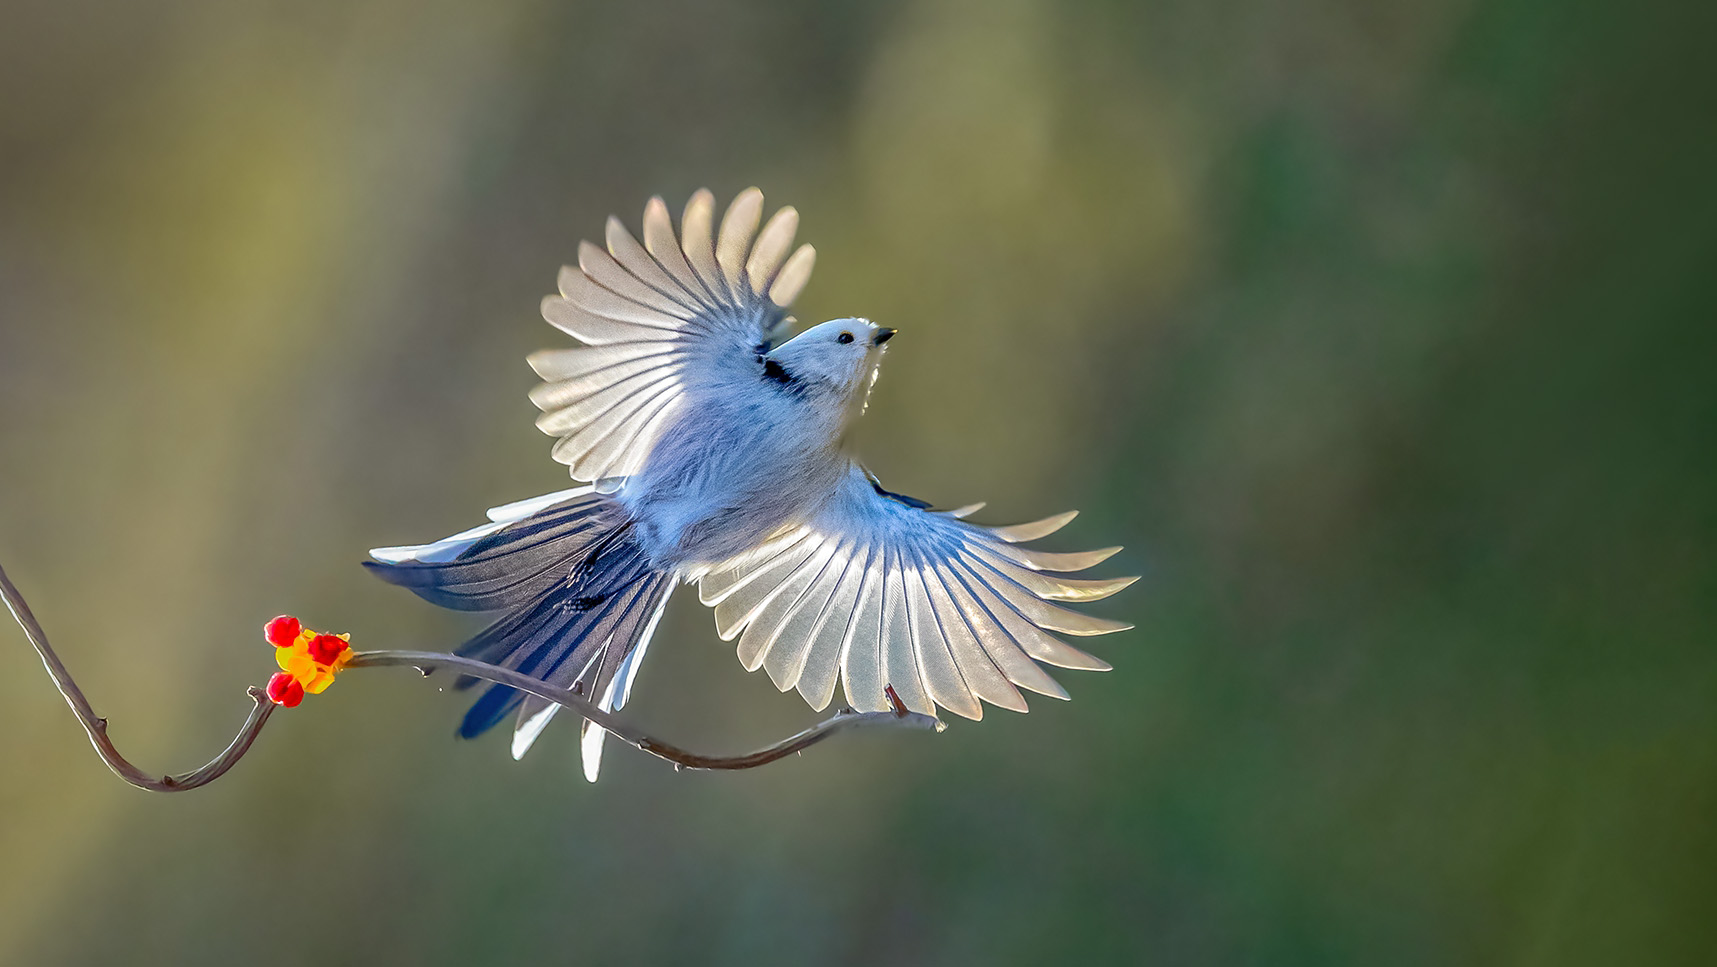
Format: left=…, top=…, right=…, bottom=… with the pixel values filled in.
left=348, top=651, right=943, bottom=771
left=0, top=559, right=940, bottom=793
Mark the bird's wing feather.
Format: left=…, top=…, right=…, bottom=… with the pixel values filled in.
left=695, top=465, right=1135, bottom=719
left=530, top=188, right=815, bottom=483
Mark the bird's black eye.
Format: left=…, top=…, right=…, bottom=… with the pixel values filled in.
left=837, top=331, right=854, bottom=344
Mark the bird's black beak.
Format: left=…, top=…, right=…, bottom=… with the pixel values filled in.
left=873, top=327, right=897, bottom=346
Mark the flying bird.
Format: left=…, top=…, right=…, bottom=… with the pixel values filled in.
left=366, top=189, right=1136, bottom=780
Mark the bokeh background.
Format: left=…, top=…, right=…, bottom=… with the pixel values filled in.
left=2, top=0, right=1712, bottom=963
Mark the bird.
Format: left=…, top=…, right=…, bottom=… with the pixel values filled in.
left=365, top=188, right=1136, bottom=780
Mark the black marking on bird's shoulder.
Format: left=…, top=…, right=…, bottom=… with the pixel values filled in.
left=759, top=355, right=804, bottom=393
left=568, top=592, right=608, bottom=611
left=871, top=479, right=933, bottom=510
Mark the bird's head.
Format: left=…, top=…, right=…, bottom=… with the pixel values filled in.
left=763, top=317, right=896, bottom=419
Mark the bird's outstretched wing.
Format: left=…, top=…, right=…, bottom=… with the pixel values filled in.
left=530, top=188, right=816, bottom=483
left=696, top=465, right=1136, bottom=719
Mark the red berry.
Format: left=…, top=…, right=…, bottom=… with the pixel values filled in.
left=266, top=672, right=304, bottom=708
left=307, top=633, right=347, bottom=666
left=265, top=615, right=301, bottom=648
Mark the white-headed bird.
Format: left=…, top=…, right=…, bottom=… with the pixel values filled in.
left=366, top=189, right=1136, bottom=780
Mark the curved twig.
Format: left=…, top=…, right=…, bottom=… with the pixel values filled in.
left=1, top=559, right=939, bottom=792
left=0, top=560, right=277, bottom=791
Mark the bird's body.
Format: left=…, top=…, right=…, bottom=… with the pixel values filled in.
left=367, top=189, right=1134, bottom=779
left=621, top=350, right=850, bottom=570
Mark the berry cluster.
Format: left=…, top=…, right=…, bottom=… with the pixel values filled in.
left=263, top=615, right=352, bottom=707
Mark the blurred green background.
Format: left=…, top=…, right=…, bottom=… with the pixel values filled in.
left=2, top=0, right=1713, bottom=963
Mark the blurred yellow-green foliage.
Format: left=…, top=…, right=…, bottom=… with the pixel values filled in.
left=1, top=0, right=1712, bottom=963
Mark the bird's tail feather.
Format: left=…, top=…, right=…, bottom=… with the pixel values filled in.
left=365, top=489, right=674, bottom=779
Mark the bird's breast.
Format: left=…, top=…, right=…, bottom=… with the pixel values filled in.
left=619, top=400, right=843, bottom=570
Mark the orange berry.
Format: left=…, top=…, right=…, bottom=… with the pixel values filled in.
left=265, top=615, right=301, bottom=648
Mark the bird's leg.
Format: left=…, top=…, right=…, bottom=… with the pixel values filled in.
left=884, top=684, right=909, bottom=717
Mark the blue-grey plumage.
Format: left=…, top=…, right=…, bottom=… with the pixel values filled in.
left=366, top=189, right=1135, bottom=781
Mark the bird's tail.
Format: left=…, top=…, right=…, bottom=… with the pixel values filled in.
left=364, top=486, right=674, bottom=780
